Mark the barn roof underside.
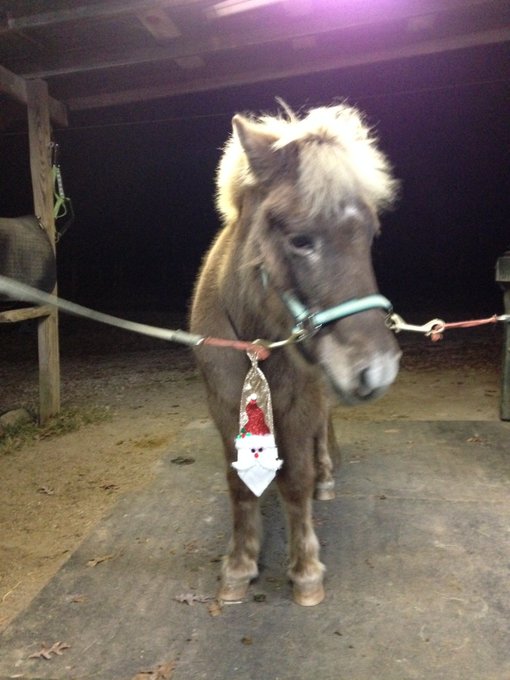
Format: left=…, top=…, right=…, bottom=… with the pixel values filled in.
left=0, top=0, right=509, bottom=119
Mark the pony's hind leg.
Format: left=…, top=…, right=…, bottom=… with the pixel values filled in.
left=314, top=415, right=338, bottom=501
left=219, top=468, right=262, bottom=601
left=277, top=454, right=326, bottom=606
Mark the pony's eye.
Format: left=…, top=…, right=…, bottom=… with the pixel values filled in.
left=288, top=233, right=316, bottom=255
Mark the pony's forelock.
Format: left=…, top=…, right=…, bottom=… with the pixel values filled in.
left=216, top=103, right=398, bottom=224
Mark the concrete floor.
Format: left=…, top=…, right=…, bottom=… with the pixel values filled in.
left=1, top=418, right=509, bottom=680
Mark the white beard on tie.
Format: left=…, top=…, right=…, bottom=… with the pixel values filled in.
left=232, top=434, right=282, bottom=497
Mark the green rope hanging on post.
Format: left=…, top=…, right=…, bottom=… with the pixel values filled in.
left=51, top=141, right=74, bottom=239
left=52, top=163, right=71, bottom=219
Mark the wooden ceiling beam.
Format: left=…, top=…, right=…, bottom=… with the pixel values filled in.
left=0, top=65, right=68, bottom=126
left=0, top=0, right=205, bottom=32
left=0, top=0, right=497, bottom=33
left=0, top=64, right=27, bottom=105
left=135, top=8, right=181, bottom=40
left=66, top=26, right=510, bottom=111
left=14, top=0, right=507, bottom=80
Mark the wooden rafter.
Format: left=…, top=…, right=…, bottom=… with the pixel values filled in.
left=0, top=0, right=507, bottom=113
left=0, top=0, right=203, bottom=31
left=14, top=0, right=505, bottom=80
left=0, top=65, right=68, bottom=127
left=0, top=0, right=497, bottom=32
left=67, top=25, right=510, bottom=111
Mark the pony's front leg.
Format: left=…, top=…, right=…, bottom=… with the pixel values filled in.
left=277, top=456, right=326, bottom=606
left=220, top=467, right=262, bottom=601
left=314, top=414, right=337, bottom=501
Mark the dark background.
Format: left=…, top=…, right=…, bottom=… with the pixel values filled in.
left=1, top=42, right=509, bottom=320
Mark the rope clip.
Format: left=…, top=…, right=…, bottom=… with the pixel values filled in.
left=386, top=313, right=445, bottom=341
left=252, top=326, right=311, bottom=351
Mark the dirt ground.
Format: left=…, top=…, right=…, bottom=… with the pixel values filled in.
left=0, top=313, right=504, bottom=633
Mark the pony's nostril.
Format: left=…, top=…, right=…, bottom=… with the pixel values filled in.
left=357, top=352, right=400, bottom=398
left=358, top=367, right=374, bottom=397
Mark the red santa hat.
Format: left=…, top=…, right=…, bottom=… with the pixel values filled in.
left=241, top=396, right=270, bottom=437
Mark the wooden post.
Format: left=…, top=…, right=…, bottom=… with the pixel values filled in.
left=26, top=79, right=60, bottom=424
left=496, top=250, right=510, bottom=421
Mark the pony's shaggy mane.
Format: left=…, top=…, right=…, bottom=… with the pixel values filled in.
left=216, top=103, right=399, bottom=225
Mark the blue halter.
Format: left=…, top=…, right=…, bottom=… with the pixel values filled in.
left=281, top=290, right=393, bottom=341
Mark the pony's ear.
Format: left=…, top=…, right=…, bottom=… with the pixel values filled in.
left=232, top=114, right=280, bottom=181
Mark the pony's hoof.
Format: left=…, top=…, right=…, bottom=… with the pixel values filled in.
left=314, top=480, right=335, bottom=501
left=218, top=580, right=250, bottom=602
left=293, top=582, right=325, bottom=607
left=314, top=487, right=336, bottom=501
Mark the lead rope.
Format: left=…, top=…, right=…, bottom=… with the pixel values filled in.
left=387, top=312, right=510, bottom=341
left=0, top=275, right=270, bottom=360
left=1, top=275, right=508, bottom=358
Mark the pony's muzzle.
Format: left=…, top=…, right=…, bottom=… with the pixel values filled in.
left=345, top=350, right=401, bottom=404
left=357, top=350, right=402, bottom=398
left=317, top=332, right=401, bottom=405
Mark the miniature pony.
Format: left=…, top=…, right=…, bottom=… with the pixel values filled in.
left=190, top=103, right=400, bottom=605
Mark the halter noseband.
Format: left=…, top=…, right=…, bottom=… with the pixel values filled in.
left=253, top=267, right=393, bottom=350
left=280, top=290, right=393, bottom=342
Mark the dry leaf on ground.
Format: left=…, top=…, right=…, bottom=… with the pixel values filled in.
left=132, top=660, right=175, bottom=679
left=37, top=486, right=55, bottom=495
left=28, top=641, right=70, bottom=660
left=173, top=592, right=213, bottom=605
left=86, top=553, right=116, bottom=567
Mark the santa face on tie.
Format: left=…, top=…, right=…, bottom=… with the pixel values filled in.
left=234, top=432, right=279, bottom=469
left=232, top=396, right=282, bottom=497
